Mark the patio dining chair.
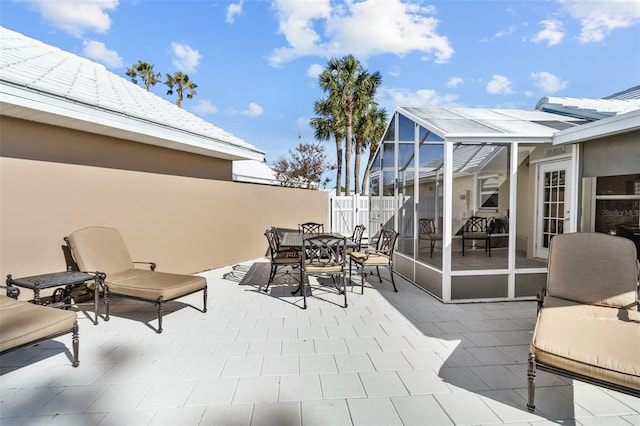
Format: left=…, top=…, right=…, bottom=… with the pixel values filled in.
left=460, top=216, right=493, bottom=256
left=264, top=227, right=301, bottom=293
left=301, top=234, right=347, bottom=309
left=418, top=218, right=442, bottom=258
left=65, top=226, right=207, bottom=333
left=349, top=228, right=399, bottom=294
left=347, top=224, right=366, bottom=255
left=299, top=222, right=324, bottom=234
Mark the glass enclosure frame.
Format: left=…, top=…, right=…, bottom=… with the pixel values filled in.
left=368, top=110, right=552, bottom=303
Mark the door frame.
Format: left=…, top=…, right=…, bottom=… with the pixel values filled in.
left=533, top=155, right=577, bottom=259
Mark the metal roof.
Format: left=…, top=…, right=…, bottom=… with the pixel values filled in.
left=0, top=26, right=264, bottom=162
left=535, top=95, right=640, bottom=121
left=398, top=106, right=587, bottom=143
left=603, top=85, right=640, bottom=100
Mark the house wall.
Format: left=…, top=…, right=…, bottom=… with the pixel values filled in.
left=0, top=116, right=233, bottom=181
left=0, top=118, right=328, bottom=286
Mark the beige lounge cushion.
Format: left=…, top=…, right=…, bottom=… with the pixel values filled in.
left=547, top=233, right=638, bottom=308
left=105, top=270, right=206, bottom=301
left=304, top=264, right=343, bottom=273
left=68, top=226, right=134, bottom=276
left=531, top=296, right=640, bottom=391
left=0, top=295, right=77, bottom=352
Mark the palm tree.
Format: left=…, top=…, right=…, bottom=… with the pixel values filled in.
left=309, top=98, right=345, bottom=195
left=319, top=54, right=381, bottom=195
left=165, top=72, right=198, bottom=108
left=353, top=105, right=387, bottom=195
left=125, top=61, right=161, bottom=91
left=361, top=107, right=388, bottom=195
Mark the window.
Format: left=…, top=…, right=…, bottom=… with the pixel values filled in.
left=478, top=176, right=499, bottom=209
left=594, top=174, right=640, bottom=233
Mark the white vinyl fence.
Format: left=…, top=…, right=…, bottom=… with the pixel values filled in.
left=329, top=193, right=397, bottom=243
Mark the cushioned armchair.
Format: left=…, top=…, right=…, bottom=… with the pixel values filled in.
left=65, top=226, right=207, bottom=333
left=527, top=232, right=640, bottom=412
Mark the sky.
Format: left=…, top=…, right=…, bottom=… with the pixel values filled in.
left=1, top=0, right=639, bottom=185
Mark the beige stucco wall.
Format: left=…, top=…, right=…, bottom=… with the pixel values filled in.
left=1, top=118, right=328, bottom=282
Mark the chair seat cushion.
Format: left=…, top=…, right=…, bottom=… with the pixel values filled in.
left=106, top=270, right=206, bottom=301
left=350, top=252, right=390, bottom=265
left=419, top=234, right=442, bottom=241
left=531, top=296, right=640, bottom=390
left=0, top=295, right=77, bottom=352
left=273, top=251, right=300, bottom=264
left=304, top=264, right=343, bottom=273
left=463, top=232, right=489, bottom=239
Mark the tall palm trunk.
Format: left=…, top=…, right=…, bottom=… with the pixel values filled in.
left=335, top=135, right=343, bottom=195
left=344, top=105, right=353, bottom=196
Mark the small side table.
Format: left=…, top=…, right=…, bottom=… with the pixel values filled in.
left=6, top=271, right=99, bottom=325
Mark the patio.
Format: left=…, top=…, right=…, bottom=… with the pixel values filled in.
left=1, top=260, right=638, bottom=425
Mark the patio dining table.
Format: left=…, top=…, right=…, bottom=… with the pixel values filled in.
left=279, top=231, right=357, bottom=250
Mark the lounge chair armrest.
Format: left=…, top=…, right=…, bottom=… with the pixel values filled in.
left=134, top=262, right=156, bottom=271
left=536, top=286, right=546, bottom=315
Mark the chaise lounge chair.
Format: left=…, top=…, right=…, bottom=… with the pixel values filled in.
left=527, top=232, right=640, bottom=412
left=0, top=294, right=79, bottom=366
left=65, top=226, right=207, bottom=333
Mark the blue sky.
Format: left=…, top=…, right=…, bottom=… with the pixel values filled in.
left=1, top=0, right=639, bottom=181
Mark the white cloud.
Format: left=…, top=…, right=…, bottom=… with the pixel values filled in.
left=170, top=42, right=202, bottom=73
left=380, top=87, right=459, bottom=110
left=559, top=0, right=640, bottom=43
left=82, top=40, right=122, bottom=68
left=23, top=0, right=118, bottom=37
left=495, top=25, right=516, bottom=38
left=226, top=0, right=243, bottom=23
left=530, top=71, right=569, bottom=93
left=530, top=19, right=565, bottom=46
left=191, top=100, right=218, bottom=115
left=388, top=66, right=400, bottom=77
left=487, top=75, right=514, bottom=95
left=447, top=76, right=463, bottom=88
left=307, top=63, right=324, bottom=79
left=268, top=0, right=453, bottom=67
left=240, top=102, right=264, bottom=117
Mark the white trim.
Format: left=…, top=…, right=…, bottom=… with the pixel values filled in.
left=553, top=109, right=640, bottom=145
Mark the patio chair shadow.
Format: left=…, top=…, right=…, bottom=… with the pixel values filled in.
left=100, top=297, right=198, bottom=333
left=0, top=340, right=75, bottom=375
left=361, top=270, right=581, bottom=423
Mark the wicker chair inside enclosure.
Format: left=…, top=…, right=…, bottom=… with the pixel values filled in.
left=299, top=222, right=324, bottom=234
left=301, top=234, right=347, bottom=309
left=461, top=216, right=493, bottom=256
left=418, top=218, right=442, bottom=258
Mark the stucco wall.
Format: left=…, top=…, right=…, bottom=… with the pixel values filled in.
left=1, top=117, right=328, bottom=283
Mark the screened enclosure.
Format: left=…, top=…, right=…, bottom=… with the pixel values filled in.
left=368, top=107, right=587, bottom=302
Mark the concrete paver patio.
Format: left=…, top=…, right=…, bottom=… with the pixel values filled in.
left=1, top=259, right=638, bottom=425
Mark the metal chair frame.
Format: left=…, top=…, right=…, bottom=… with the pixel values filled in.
left=264, top=228, right=301, bottom=293
left=418, top=218, right=442, bottom=258
left=349, top=229, right=399, bottom=294
left=299, top=222, right=324, bottom=234
left=301, top=234, right=347, bottom=309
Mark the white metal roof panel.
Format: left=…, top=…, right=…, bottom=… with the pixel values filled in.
left=0, top=26, right=264, bottom=162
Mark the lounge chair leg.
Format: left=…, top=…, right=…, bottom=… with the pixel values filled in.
left=104, top=285, right=110, bottom=321
left=156, top=299, right=164, bottom=333
left=527, top=352, right=536, bottom=412
left=390, top=268, right=398, bottom=292
left=376, top=266, right=382, bottom=283
left=72, top=320, right=80, bottom=367
left=203, top=286, right=208, bottom=313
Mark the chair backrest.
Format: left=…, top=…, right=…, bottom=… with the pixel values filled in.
left=264, top=228, right=280, bottom=260
left=299, top=222, right=324, bottom=234
left=350, top=225, right=366, bottom=250
left=67, top=226, right=134, bottom=276
left=376, top=229, right=399, bottom=257
left=418, top=218, right=436, bottom=234
left=302, top=234, right=346, bottom=271
left=547, top=232, right=639, bottom=308
left=463, top=216, right=489, bottom=233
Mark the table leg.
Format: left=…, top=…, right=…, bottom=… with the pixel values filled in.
left=33, top=282, right=41, bottom=304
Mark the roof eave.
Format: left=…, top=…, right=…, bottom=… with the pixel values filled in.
left=553, top=109, right=640, bottom=145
